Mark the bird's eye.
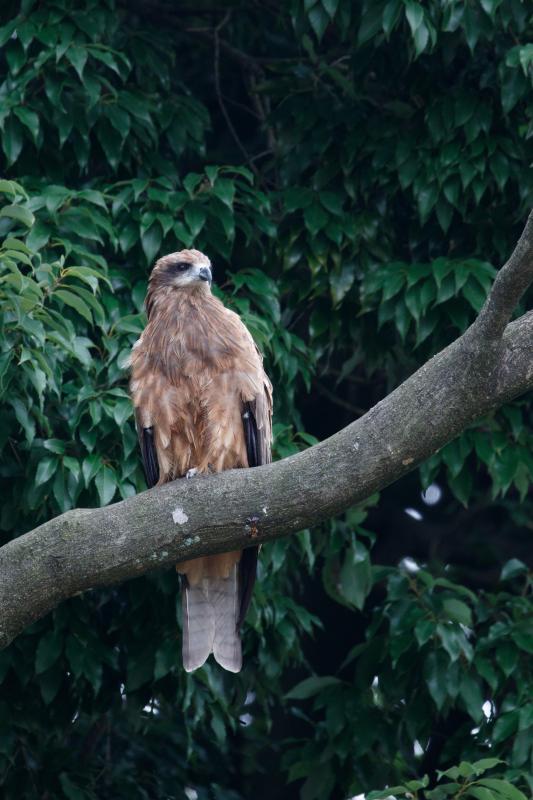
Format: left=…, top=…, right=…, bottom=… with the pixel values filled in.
left=173, top=261, right=190, bottom=272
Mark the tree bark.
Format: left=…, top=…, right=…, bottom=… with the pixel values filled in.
left=0, top=213, right=532, bottom=651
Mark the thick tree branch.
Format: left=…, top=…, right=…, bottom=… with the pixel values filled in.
left=0, top=218, right=532, bottom=650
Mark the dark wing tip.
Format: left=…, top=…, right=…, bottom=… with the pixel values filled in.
left=139, top=425, right=160, bottom=488
left=238, top=400, right=266, bottom=625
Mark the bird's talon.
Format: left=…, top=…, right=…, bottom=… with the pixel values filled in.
left=185, top=468, right=199, bottom=479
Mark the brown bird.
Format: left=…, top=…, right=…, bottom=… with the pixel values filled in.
left=129, top=249, right=272, bottom=672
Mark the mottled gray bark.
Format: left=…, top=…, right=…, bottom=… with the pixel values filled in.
left=0, top=213, right=532, bottom=650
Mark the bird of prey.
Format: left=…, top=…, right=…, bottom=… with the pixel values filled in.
left=129, top=249, right=272, bottom=673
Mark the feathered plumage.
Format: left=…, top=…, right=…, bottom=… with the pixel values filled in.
left=129, top=249, right=272, bottom=672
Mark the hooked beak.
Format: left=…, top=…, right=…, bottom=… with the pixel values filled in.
left=198, top=266, right=212, bottom=284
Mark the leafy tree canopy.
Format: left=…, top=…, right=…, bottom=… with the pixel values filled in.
left=0, top=0, right=531, bottom=798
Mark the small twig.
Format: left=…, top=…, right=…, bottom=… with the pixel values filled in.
left=220, top=92, right=262, bottom=120
left=247, top=148, right=274, bottom=164
left=315, top=381, right=366, bottom=417
left=248, top=72, right=277, bottom=154
left=8, top=437, right=23, bottom=467
left=213, top=13, right=260, bottom=177
left=184, top=27, right=308, bottom=66
left=328, top=369, right=373, bottom=385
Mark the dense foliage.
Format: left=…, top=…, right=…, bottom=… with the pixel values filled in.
left=0, top=1, right=531, bottom=798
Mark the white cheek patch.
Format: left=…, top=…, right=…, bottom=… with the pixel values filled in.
left=173, top=272, right=200, bottom=287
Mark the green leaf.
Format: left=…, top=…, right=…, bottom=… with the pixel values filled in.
left=82, top=454, right=103, bottom=487
left=67, top=45, right=88, bottom=80
left=500, top=558, right=527, bottom=580
left=394, top=301, right=410, bottom=341
left=471, top=758, right=505, bottom=775
left=212, top=178, right=235, bottom=208
left=442, top=598, right=472, bottom=627
left=308, top=4, right=329, bottom=39
left=413, top=21, right=429, bottom=55
left=492, top=710, right=519, bottom=743
left=436, top=198, right=453, bottom=233
left=479, top=0, right=502, bottom=16
left=477, top=780, right=527, bottom=800
left=511, top=627, right=533, bottom=654
left=35, top=630, right=62, bottom=674
left=404, top=0, right=424, bottom=34
left=63, top=265, right=111, bottom=292
left=417, top=184, right=438, bottom=221
left=466, top=788, right=498, bottom=800
left=59, top=772, right=86, bottom=800
left=184, top=204, right=206, bottom=237
left=338, top=542, right=372, bottom=610
left=26, top=220, right=49, bottom=251
left=119, top=221, right=138, bottom=253
left=303, top=204, right=328, bottom=235
left=437, top=623, right=472, bottom=662
left=112, top=398, right=132, bottom=427
left=43, top=439, right=66, bottom=455
left=320, top=191, right=343, bottom=216
left=94, top=465, right=117, bottom=506
left=53, top=467, right=69, bottom=512
left=2, top=236, right=31, bottom=252
left=518, top=704, right=533, bottom=731
left=11, top=397, right=36, bottom=444
left=0, top=204, right=35, bottom=227
left=6, top=42, right=26, bottom=78
left=414, top=618, right=434, bottom=646
left=367, top=789, right=408, bottom=800
left=2, top=116, right=23, bottom=166
left=13, top=106, right=40, bottom=143
left=321, top=0, right=339, bottom=19
left=424, top=650, right=448, bottom=710
left=383, top=0, right=403, bottom=36
left=53, top=290, right=93, bottom=324
left=285, top=676, right=342, bottom=700
left=330, top=265, right=355, bottom=306
left=35, top=457, right=58, bottom=486
left=462, top=279, right=487, bottom=311
left=382, top=270, right=405, bottom=301
left=495, top=641, right=518, bottom=677
left=126, top=647, right=154, bottom=691
left=39, top=667, right=63, bottom=705
left=63, top=456, right=80, bottom=482
left=284, top=187, right=312, bottom=212
left=154, top=640, right=178, bottom=680
left=459, top=672, right=484, bottom=722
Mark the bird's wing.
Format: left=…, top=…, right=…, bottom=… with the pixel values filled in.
left=135, top=412, right=160, bottom=488
left=238, top=373, right=273, bottom=625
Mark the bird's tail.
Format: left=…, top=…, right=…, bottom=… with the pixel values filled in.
left=181, top=564, right=242, bottom=673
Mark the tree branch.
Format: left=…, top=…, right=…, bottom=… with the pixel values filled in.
left=0, top=220, right=532, bottom=651
left=474, top=210, right=533, bottom=339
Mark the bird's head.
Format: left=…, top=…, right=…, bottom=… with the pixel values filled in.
left=145, top=249, right=213, bottom=319
left=151, top=249, right=213, bottom=290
